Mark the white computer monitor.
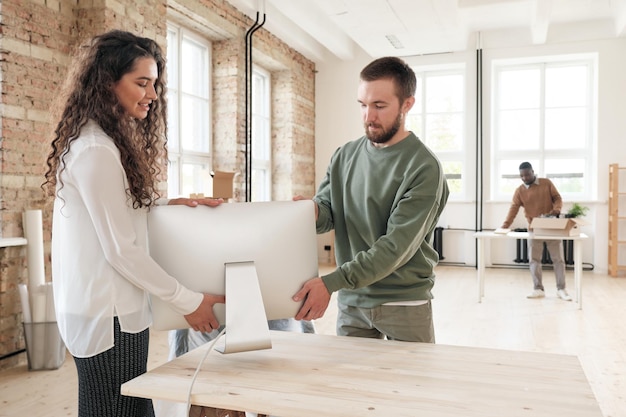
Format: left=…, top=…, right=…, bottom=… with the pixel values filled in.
left=147, top=200, right=319, bottom=353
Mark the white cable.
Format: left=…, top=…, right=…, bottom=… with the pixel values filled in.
left=185, top=327, right=227, bottom=415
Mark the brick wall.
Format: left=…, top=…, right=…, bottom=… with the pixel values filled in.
left=0, top=0, right=74, bottom=370
left=0, top=0, right=316, bottom=370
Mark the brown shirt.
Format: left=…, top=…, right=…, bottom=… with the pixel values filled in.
left=502, top=178, right=563, bottom=228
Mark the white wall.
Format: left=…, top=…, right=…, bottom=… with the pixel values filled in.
left=314, top=36, right=626, bottom=273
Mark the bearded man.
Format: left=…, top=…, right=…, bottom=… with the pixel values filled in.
left=293, top=56, right=449, bottom=343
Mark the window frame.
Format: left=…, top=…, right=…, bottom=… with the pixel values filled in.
left=166, top=23, right=212, bottom=198
left=251, top=65, right=272, bottom=202
left=407, top=64, right=467, bottom=201
left=491, top=55, right=597, bottom=201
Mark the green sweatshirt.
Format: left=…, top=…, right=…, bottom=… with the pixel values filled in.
left=314, top=132, right=449, bottom=308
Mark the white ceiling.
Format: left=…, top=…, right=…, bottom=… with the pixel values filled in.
left=225, top=0, right=626, bottom=62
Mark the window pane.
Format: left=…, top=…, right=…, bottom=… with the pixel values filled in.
left=413, top=75, right=423, bottom=113
left=252, top=115, right=269, bottom=159
left=425, top=113, right=462, bottom=151
left=167, top=158, right=179, bottom=197
left=181, top=95, right=209, bottom=152
left=498, top=159, right=538, bottom=196
left=408, top=66, right=464, bottom=199
left=181, top=38, right=208, bottom=97
left=251, top=67, right=271, bottom=201
left=181, top=160, right=212, bottom=197
left=167, top=90, right=179, bottom=151
left=426, top=74, right=463, bottom=112
left=252, top=73, right=268, bottom=116
left=545, top=159, right=585, bottom=194
left=442, top=161, right=462, bottom=194
left=545, top=108, right=586, bottom=149
left=405, top=114, right=423, bottom=139
left=167, top=28, right=179, bottom=90
left=546, top=66, right=588, bottom=107
left=497, top=109, right=540, bottom=150
left=498, top=69, right=540, bottom=109
left=252, top=168, right=269, bottom=202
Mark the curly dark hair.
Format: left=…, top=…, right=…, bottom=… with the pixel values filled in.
left=42, top=30, right=168, bottom=208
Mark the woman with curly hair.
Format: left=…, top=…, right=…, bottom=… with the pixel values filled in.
left=42, top=30, right=224, bottom=417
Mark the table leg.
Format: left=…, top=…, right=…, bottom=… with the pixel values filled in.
left=476, top=237, right=485, bottom=303
left=574, top=239, right=583, bottom=310
left=189, top=407, right=264, bottom=417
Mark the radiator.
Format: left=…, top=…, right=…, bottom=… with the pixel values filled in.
left=515, top=238, right=529, bottom=263
left=433, top=227, right=444, bottom=260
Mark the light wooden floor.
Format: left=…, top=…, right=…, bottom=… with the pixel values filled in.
left=1, top=265, right=625, bottom=417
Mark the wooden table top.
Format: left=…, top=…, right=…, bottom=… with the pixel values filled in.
left=121, top=331, right=602, bottom=417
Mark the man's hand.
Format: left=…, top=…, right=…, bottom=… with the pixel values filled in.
left=184, top=293, right=225, bottom=333
left=168, top=197, right=224, bottom=207
left=293, top=277, right=331, bottom=321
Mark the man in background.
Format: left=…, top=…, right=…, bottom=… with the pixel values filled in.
left=501, top=161, right=572, bottom=301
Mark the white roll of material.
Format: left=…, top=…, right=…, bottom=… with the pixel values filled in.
left=23, top=209, right=46, bottom=289
left=18, top=284, right=32, bottom=323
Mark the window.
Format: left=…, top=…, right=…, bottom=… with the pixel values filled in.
left=492, top=57, right=596, bottom=200
left=166, top=24, right=212, bottom=197
left=406, top=67, right=465, bottom=198
left=251, top=66, right=271, bottom=201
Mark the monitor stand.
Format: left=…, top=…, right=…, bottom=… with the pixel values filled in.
left=215, top=261, right=272, bottom=354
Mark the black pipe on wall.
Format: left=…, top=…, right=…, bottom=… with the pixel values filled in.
left=244, top=11, right=266, bottom=202
left=474, top=35, right=484, bottom=268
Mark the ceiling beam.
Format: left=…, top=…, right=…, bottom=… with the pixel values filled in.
left=431, top=0, right=460, bottom=29
left=458, top=0, right=525, bottom=7
left=225, top=0, right=335, bottom=63
left=530, top=0, right=552, bottom=44
left=430, top=0, right=469, bottom=51
left=268, top=0, right=356, bottom=60
left=613, top=0, right=626, bottom=36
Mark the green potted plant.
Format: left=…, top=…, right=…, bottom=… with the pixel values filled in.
left=564, top=203, right=589, bottom=218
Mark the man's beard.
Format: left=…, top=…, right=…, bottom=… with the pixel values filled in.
left=365, top=113, right=402, bottom=144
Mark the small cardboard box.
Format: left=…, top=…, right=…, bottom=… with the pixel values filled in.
left=529, top=217, right=586, bottom=237
left=211, top=171, right=238, bottom=200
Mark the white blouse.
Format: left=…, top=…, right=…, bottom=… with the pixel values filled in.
left=51, top=120, right=202, bottom=358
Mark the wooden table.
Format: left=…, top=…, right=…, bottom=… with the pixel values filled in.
left=474, top=231, right=588, bottom=309
left=121, top=331, right=602, bottom=417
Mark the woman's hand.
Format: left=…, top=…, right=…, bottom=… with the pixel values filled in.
left=184, top=293, right=225, bottom=333
left=168, top=197, right=223, bottom=208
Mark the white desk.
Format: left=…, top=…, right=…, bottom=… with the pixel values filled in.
left=474, top=231, right=588, bottom=309
left=121, top=331, right=602, bottom=417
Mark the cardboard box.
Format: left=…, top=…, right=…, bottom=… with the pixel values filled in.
left=211, top=171, right=238, bottom=200
left=529, top=217, right=586, bottom=237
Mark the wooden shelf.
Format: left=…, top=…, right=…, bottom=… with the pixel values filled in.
left=608, top=163, right=626, bottom=277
